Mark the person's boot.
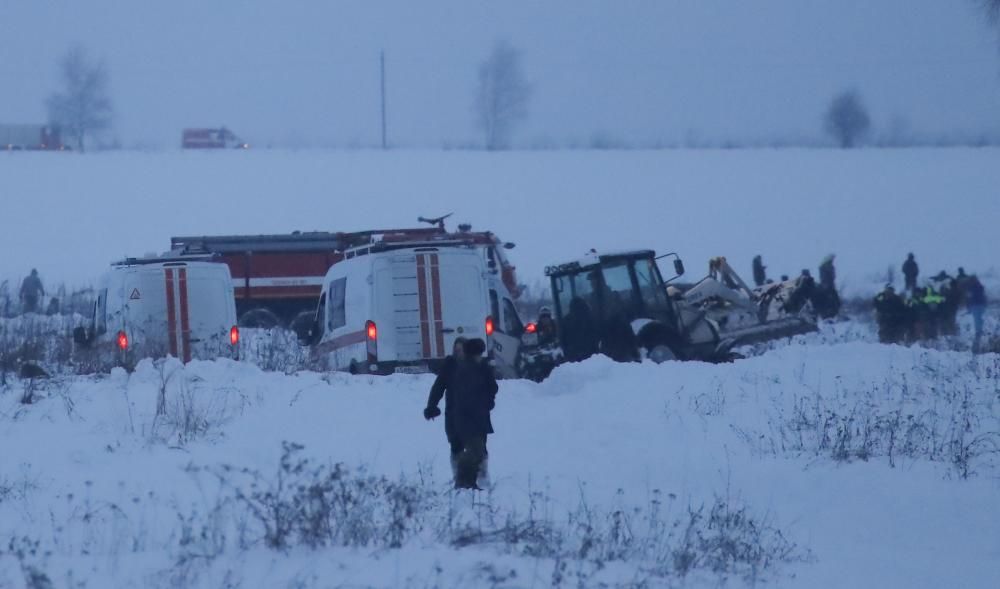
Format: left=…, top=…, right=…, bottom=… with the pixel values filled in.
left=477, top=457, right=489, bottom=489
left=450, top=454, right=460, bottom=487
left=455, top=452, right=480, bottom=490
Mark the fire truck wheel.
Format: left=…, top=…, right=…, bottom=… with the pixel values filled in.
left=239, top=308, right=281, bottom=329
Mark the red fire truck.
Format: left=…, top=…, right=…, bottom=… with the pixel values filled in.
left=169, top=220, right=521, bottom=330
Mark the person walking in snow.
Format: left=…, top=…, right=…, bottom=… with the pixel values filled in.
left=424, top=338, right=498, bottom=489
left=902, top=253, right=919, bottom=293
left=19, top=269, right=45, bottom=314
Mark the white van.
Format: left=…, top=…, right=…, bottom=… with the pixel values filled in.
left=75, top=258, right=240, bottom=368
left=310, top=245, right=525, bottom=377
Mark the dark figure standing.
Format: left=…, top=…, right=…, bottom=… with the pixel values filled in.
left=873, top=285, right=907, bottom=344
left=813, top=256, right=841, bottom=319
left=966, top=276, right=987, bottom=350
left=819, top=255, right=836, bottom=291
left=783, top=270, right=816, bottom=314
left=561, top=297, right=600, bottom=362
left=19, top=269, right=44, bottom=314
left=424, top=338, right=498, bottom=490
left=752, top=255, right=767, bottom=288
left=902, top=254, right=919, bottom=293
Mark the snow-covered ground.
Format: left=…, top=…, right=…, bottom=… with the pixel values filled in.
left=0, top=322, right=998, bottom=587
left=2, top=148, right=999, bottom=300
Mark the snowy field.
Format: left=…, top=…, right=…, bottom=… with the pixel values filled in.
left=0, top=316, right=998, bottom=588
left=1, top=147, right=999, bottom=587
left=1, top=148, right=999, bottom=300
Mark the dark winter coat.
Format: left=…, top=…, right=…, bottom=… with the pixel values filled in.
left=20, top=274, right=44, bottom=299
left=902, top=258, right=918, bottom=286
left=752, top=257, right=766, bottom=287
left=561, top=297, right=600, bottom=362
left=967, top=280, right=987, bottom=308
left=427, top=357, right=498, bottom=440
left=819, top=261, right=836, bottom=290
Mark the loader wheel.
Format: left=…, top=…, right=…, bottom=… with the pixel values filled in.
left=647, top=344, right=677, bottom=364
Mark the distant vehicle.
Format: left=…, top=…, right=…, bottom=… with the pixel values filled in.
left=74, top=257, right=240, bottom=369
left=1, top=124, right=65, bottom=150
left=170, top=220, right=522, bottom=333
left=306, top=240, right=525, bottom=377
left=181, top=127, right=249, bottom=149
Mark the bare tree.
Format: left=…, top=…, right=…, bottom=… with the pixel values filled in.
left=475, top=41, right=531, bottom=150
left=824, top=90, right=871, bottom=149
left=984, top=0, right=1000, bottom=24
left=46, top=45, right=113, bottom=152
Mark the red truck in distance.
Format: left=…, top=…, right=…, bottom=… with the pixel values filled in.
left=181, top=127, right=249, bottom=149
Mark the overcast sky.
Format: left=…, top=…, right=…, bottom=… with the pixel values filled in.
left=1, top=1, right=998, bottom=148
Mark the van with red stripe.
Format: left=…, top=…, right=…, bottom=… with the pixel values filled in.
left=74, top=257, right=240, bottom=369
left=308, top=244, right=524, bottom=376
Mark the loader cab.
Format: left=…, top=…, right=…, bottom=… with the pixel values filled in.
left=546, top=250, right=682, bottom=361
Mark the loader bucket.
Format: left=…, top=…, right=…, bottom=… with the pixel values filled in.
left=715, top=315, right=817, bottom=352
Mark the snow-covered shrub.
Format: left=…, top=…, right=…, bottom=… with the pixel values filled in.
left=442, top=485, right=806, bottom=584
left=138, top=359, right=251, bottom=446
left=199, top=442, right=434, bottom=551
left=239, top=328, right=309, bottom=374
left=735, top=356, right=1000, bottom=479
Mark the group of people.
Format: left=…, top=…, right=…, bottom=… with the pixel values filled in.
left=753, top=254, right=842, bottom=319
left=874, top=253, right=989, bottom=347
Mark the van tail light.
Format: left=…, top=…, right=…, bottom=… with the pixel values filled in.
left=485, top=316, right=495, bottom=336
left=525, top=322, right=537, bottom=334
left=117, top=330, right=129, bottom=350
left=230, top=326, right=240, bottom=345
left=366, top=320, right=378, bottom=363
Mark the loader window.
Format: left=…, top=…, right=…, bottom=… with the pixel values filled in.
left=634, top=259, right=667, bottom=311
left=328, top=278, right=347, bottom=330
left=600, top=262, right=639, bottom=318
left=554, top=272, right=594, bottom=321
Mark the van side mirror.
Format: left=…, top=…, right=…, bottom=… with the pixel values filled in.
left=673, top=259, right=685, bottom=277
left=73, top=326, right=92, bottom=347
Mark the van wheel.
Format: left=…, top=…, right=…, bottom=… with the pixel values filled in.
left=647, top=344, right=677, bottom=364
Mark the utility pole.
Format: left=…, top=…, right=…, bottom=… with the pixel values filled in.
left=380, top=50, right=387, bottom=149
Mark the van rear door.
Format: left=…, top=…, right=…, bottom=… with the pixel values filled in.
left=153, top=264, right=233, bottom=362
left=182, top=266, right=235, bottom=360
left=380, top=250, right=487, bottom=363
